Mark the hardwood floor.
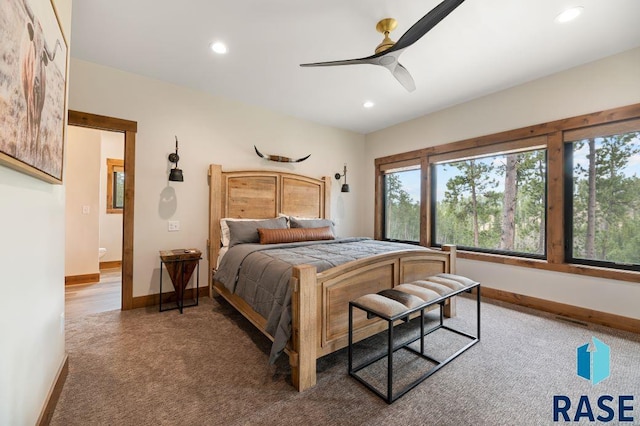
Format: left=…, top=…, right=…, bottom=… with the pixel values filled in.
left=65, top=268, right=121, bottom=318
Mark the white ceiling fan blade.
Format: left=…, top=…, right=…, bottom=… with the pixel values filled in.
left=390, top=63, right=416, bottom=92
left=377, top=54, right=415, bottom=92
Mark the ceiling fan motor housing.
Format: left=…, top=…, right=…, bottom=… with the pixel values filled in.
left=375, top=18, right=397, bottom=53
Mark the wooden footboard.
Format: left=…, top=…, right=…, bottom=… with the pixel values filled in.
left=211, top=246, right=455, bottom=392
left=290, top=246, right=456, bottom=391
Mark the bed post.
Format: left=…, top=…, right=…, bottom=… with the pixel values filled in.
left=442, top=245, right=457, bottom=317
left=290, top=264, right=317, bottom=391
left=208, top=164, right=222, bottom=297
left=322, top=176, right=331, bottom=219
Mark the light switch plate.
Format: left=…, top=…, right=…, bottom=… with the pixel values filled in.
left=168, top=220, right=180, bottom=231
left=82, top=205, right=90, bottom=214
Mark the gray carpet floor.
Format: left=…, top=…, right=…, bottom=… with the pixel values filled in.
left=51, top=294, right=640, bottom=425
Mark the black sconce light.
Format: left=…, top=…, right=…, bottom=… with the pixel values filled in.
left=334, top=164, right=350, bottom=193
left=168, top=136, right=184, bottom=182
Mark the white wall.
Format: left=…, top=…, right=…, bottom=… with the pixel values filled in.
left=98, top=130, right=124, bottom=262
left=0, top=0, right=71, bottom=424
left=65, top=126, right=101, bottom=276
left=364, top=47, right=640, bottom=320
left=68, top=59, right=366, bottom=297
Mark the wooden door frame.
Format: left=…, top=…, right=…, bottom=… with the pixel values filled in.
left=68, top=110, right=137, bottom=310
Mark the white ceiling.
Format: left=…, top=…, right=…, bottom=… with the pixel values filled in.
left=70, top=0, right=640, bottom=134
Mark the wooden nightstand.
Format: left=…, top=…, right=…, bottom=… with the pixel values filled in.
left=159, top=249, right=202, bottom=313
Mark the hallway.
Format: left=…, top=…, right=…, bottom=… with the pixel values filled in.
left=65, top=269, right=121, bottom=318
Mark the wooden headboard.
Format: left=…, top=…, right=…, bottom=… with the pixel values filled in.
left=208, top=164, right=331, bottom=283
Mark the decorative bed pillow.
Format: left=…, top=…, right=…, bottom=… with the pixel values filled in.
left=277, top=213, right=290, bottom=226
left=289, top=217, right=336, bottom=236
left=227, top=217, right=288, bottom=248
left=258, top=226, right=335, bottom=244
left=220, top=218, right=257, bottom=247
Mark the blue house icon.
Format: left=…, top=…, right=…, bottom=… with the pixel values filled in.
left=577, top=337, right=610, bottom=385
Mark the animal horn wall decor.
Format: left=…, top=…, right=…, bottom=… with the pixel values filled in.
left=254, top=146, right=310, bottom=163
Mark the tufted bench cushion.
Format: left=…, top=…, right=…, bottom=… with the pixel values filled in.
left=352, top=274, right=478, bottom=321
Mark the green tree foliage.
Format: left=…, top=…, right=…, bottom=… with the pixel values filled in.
left=435, top=150, right=546, bottom=255
left=384, top=172, right=420, bottom=241
left=442, top=159, right=497, bottom=247
left=514, top=151, right=546, bottom=253
left=572, top=132, right=640, bottom=265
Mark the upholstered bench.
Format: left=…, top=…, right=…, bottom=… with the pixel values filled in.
left=348, top=273, right=480, bottom=403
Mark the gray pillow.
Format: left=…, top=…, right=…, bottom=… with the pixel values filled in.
left=289, top=217, right=336, bottom=236
left=227, top=217, right=288, bottom=248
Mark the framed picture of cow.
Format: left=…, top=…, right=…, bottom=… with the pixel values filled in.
left=0, top=0, right=68, bottom=184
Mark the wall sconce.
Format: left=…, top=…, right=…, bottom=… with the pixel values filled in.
left=334, top=164, right=350, bottom=193
left=168, top=136, right=184, bottom=182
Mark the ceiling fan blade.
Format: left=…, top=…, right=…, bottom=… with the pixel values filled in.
left=390, top=0, right=465, bottom=52
left=389, top=63, right=416, bottom=92
left=377, top=59, right=415, bottom=92
left=300, top=57, right=373, bottom=67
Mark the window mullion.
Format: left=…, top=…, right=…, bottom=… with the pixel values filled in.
left=421, top=157, right=429, bottom=247
left=546, top=132, right=564, bottom=265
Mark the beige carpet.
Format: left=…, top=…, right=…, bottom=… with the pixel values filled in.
left=51, top=295, right=640, bottom=425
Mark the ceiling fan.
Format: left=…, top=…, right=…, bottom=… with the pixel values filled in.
left=300, top=0, right=466, bottom=92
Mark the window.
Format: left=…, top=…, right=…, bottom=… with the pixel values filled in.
left=565, top=121, right=640, bottom=271
left=383, top=165, right=421, bottom=242
left=106, top=158, right=124, bottom=214
left=431, top=147, right=547, bottom=257
left=374, top=104, right=640, bottom=282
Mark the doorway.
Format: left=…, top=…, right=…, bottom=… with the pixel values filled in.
left=67, top=111, right=137, bottom=310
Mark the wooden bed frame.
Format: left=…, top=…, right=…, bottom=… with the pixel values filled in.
left=207, top=164, right=456, bottom=391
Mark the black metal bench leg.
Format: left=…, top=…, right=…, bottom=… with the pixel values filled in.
left=387, top=320, right=394, bottom=403
left=420, top=308, right=425, bottom=355
left=477, top=285, right=481, bottom=340
left=348, top=304, right=353, bottom=373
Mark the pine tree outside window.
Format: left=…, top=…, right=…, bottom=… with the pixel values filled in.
left=383, top=166, right=421, bottom=242
left=431, top=147, right=547, bottom=257
left=565, top=121, right=640, bottom=271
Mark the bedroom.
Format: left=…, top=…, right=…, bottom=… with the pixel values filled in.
left=1, top=0, right=639, bottom=424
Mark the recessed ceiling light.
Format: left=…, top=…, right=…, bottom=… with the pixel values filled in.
left=555, top=6, right=584, bottom=23
left=210, top=41, right=227, bottom=54
left=363, top=101, right=375, bottom=108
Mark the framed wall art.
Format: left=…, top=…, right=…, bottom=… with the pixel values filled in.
left=0, top=0, right=68, bottom=184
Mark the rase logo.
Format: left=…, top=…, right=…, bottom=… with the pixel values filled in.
left=577, top=337, right=610, bottom=385
left=553, top=337, right=635, bottom=423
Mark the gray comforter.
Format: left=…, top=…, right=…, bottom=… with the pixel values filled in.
left=214, top=238, right=424, bottom=362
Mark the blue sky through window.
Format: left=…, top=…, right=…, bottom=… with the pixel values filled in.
left=572, top=134, right=640, bottom=178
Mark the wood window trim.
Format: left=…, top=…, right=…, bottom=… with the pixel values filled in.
left=455, top=250, right=639, bottom=283
left=374, top=102, right=640, bottom=285
left=374, top=157, right=422, bottom=241
left=428, top=135, right=546, bottom=164
left=428, top=137, right=549, bottom=262
left=106, top=158, right=124, bottom=214
left=375, top=104, right=640, bottom=166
